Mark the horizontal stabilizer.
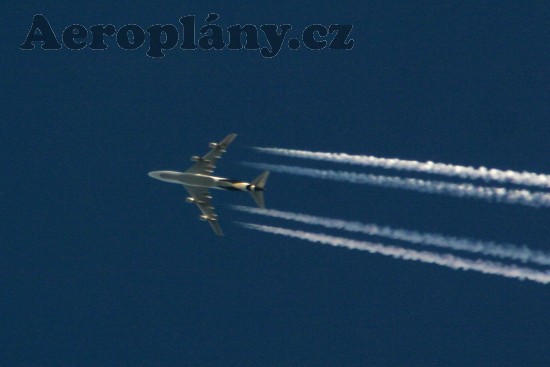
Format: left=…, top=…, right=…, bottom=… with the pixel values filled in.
left=252, top=171, right=269, bottom=189
left=250, top=171, right=269, bottom=208
left=251, top=191, right=265, bottom=209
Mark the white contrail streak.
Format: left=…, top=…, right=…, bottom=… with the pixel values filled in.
left=238, top=222, right=550, bottom=284
left=232, top=206, right=550, bottom=266
left=254, top=147, right=550, bottom=189
left=243, top=162, right=550, bottom=208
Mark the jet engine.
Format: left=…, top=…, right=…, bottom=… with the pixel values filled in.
left=208, top=142, right=219, bottom=149
left=200, top=214, right=217, bottom=221
left=186, top=197, right=195, bottom=204
left=191, top=155, right=202, bottom=162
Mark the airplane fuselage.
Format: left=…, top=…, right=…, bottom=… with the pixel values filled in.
left=148, top=171, right=263, bottom=192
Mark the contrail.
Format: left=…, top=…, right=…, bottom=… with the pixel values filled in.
left=254, top=147, right=550, bottom=189
left=237, top=222, right=550, bottom=284
left=232, top=206, right=550, bottom=266
left=243, top=162, right=550, bottom=208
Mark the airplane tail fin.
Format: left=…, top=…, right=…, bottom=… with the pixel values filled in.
left=252, top=171, right=269, bottom=189
left=250, top=171, right=269, bottom=209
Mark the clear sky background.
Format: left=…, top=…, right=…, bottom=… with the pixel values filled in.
left=3, top=1, right=550, bottom=366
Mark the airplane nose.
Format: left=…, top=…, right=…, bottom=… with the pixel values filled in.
left=148, top=171, right=161, bottom=179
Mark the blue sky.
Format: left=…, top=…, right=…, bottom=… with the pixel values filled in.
left=3, top=1, right=550, bottom=365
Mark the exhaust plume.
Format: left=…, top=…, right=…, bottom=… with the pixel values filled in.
left=254, top=147, right=550, bottom=189
left=237, top=222, right=550, bottom=284
left=232, top=205, right=550, bottom=266
left=243, top=162, right=550, bottom=208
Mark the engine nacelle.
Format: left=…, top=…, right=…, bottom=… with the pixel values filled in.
left=191, top=155, right=202, bottom=162
left=200, top=214, right=217, bottom=221
left=209, top=142, right=219, bottom=149
left=186, top=197, right=195, bottom=204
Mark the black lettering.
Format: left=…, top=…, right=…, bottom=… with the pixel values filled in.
left=62, top=24, right=88, bottom=50
left=179, top=15, right=197, bottom=50
left=328, top=24, right=354, bottom=50
left=117, top=25, right=145, bottom=50
left=199, top=14, right=225, bottom=50
left=147, top=24, right=178, bottom=57
left=302, top=24, right=328, bottom=50
left=20, top=14, right=61, bottom=50
left=227, top=24, right=259, bottom=50
left=89, top=24, right=116, bottom=50
left=260, top=24, right=291, bottom=58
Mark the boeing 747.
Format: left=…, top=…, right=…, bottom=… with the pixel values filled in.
left=148, top=133, right=269, bottom=236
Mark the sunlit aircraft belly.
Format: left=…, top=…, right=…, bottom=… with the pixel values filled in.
left=148, top=171, right=256, bottom=191
left=148, top=171, right=216, bottom=187
left=183, top=174, right=254, bottom=192
left=178, top=173, right=219, bottom=188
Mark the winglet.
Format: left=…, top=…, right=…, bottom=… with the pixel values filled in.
left=219, top=133, right=237, bottom=147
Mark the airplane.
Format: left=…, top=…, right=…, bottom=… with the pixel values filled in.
left=148, top=133, right=269, bottom=236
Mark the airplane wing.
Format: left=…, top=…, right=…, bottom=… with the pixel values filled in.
left=185, top=133, right=237, bottom=175
left=183, top=185, right=224, bottom=236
